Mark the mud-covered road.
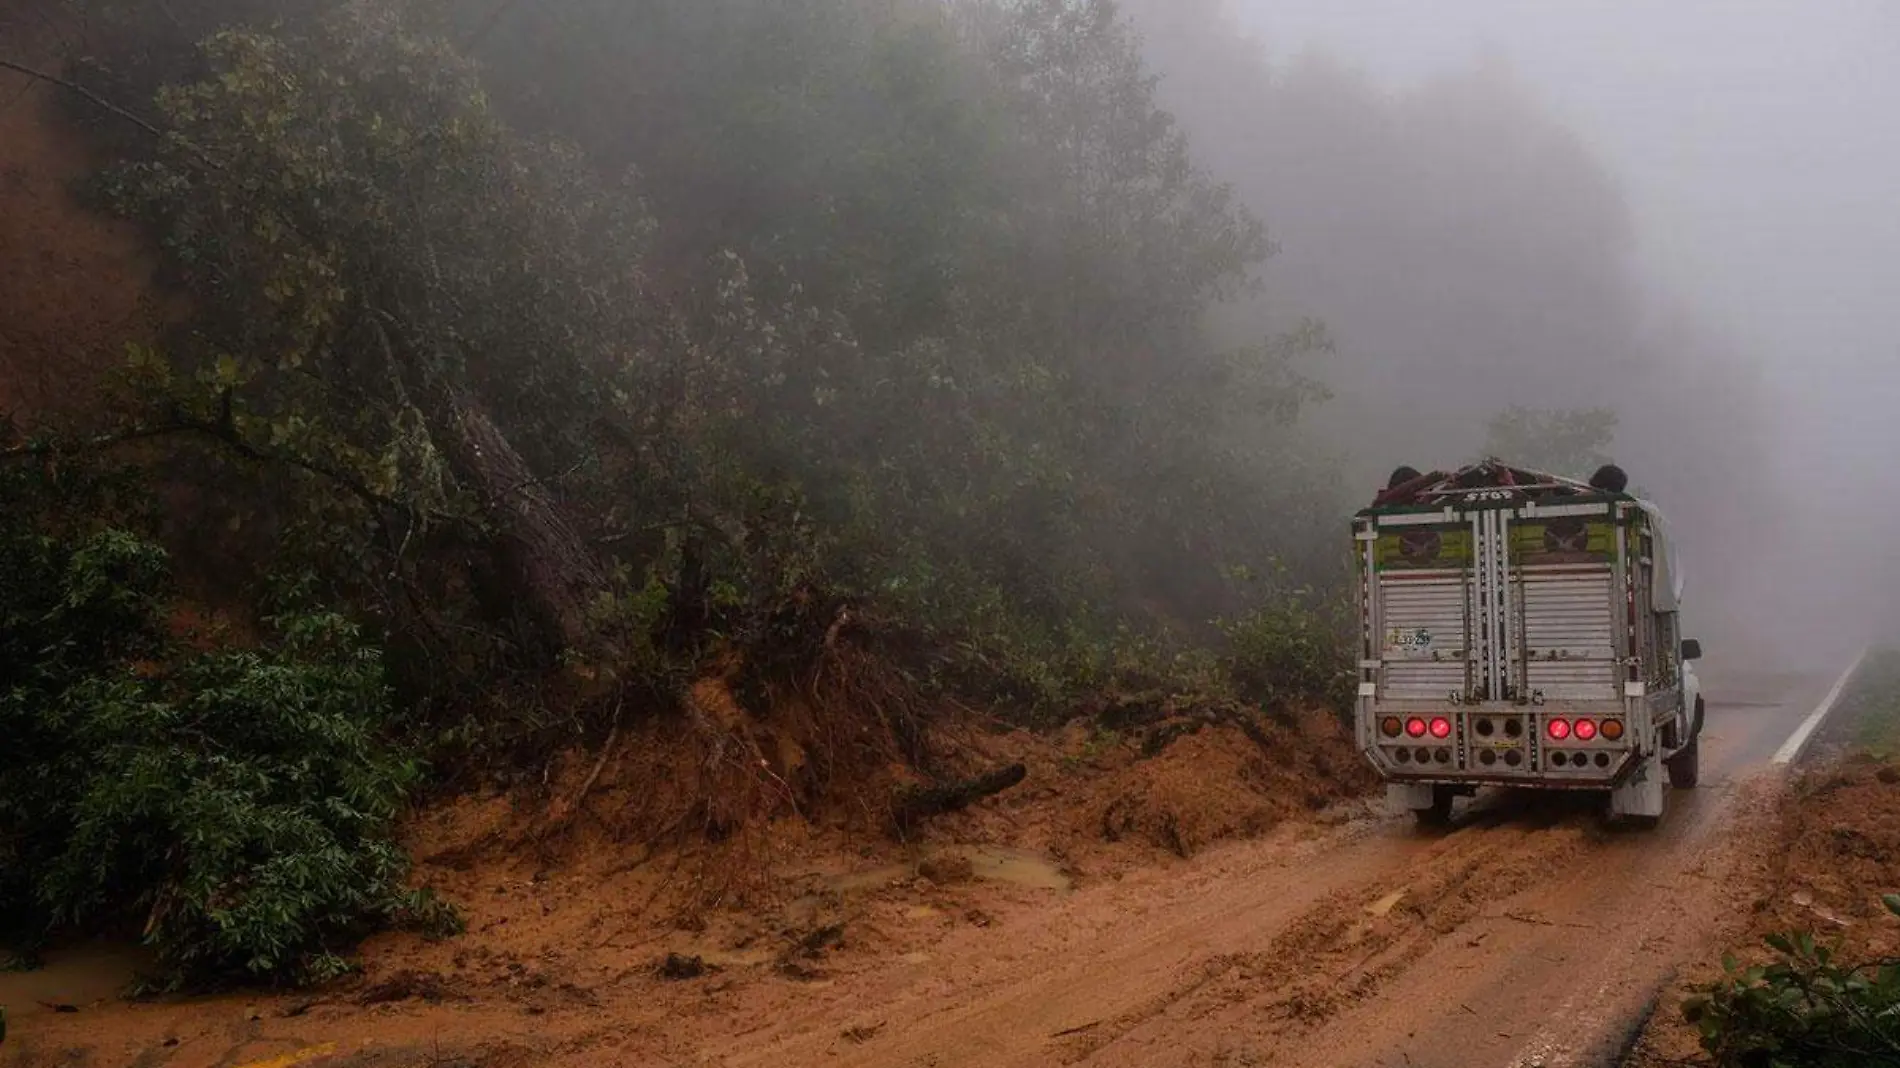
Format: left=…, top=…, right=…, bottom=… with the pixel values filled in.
left=682, top=666, right=1826, bottom=1068
left=0, top=662, right=1843, bottom=1068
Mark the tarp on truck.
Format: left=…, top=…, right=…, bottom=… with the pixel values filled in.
left=1638, top=499, right=1683, bottom=612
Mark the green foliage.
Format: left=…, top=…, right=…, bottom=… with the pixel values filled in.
left=1481, top=406, right=1620, bottom=479
left=1847, top=649, right=1900, bottom=756
left=1217, top=572, right=1356, bottom=715
left=99, top=4, right=671, bottom=514
left=1684, top=894, right=1900, bottom=1067
left=451, top=0, right=1339, bottom=626
left=0, top=468, right=451, bottom=990
left=64, top=0, right=1351, bottom=733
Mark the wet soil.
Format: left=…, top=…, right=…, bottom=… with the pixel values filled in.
left=1624, top=752, right=1900, bottom=1067
left=0, top=665, right=1833, bottom=1068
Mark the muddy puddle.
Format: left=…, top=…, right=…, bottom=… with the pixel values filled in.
left=0, top=941, right=149, bottom=1018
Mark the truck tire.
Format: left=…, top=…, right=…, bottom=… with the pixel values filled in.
left=1415, top=785, right=1456, bottom=828
left=1666, top=730, right=1700, bottom=789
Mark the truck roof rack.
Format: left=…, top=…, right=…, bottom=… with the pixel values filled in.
left=1366, top=458, right=1623, bottom=511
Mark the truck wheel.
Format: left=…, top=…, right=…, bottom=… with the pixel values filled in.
left=1415, top=786, right=1456, bottom=828
left=1666, top=730, right=1700, bottom=789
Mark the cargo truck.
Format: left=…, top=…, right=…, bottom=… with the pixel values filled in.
left=1353, top=460, right=1703, bottom=826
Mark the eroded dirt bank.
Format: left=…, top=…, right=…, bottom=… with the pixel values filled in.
left=1624, top=752, right=1900, bottom=1067
left=1, top=669, right=1831, bottom=1068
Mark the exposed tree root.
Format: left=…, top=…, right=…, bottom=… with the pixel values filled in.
left=892, top=763, right=1028, bottom=834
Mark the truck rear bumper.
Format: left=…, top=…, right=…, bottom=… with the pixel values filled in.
left=1359, top=701, right=1640, bottom=788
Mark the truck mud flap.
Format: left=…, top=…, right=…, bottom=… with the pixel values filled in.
left=1608, top=751, right=1665, bottom=820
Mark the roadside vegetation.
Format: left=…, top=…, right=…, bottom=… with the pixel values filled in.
left=1848, top=650, right=1900, bottom=755
left=0, top=467, right=460, bottom=989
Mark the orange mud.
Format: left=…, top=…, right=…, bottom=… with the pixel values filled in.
left=0, top=705, right=1375, bottom=1068
left=1626, top=754, right=1900, bottom=1066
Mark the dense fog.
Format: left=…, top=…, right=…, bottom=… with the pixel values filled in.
left=3, top=0, right=1890, bottom=685
left=1122, top=0, right=1900, bottom=663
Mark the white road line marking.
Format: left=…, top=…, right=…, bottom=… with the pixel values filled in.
left=1771, top=649, right=1872, bottom=765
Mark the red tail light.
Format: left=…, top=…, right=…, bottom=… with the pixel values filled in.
left=1429, top=717, right=1452, bottom=739
left=1575, top=719, right=1599, bottom=741
left=1405, top=718, right=1427, bottom=738
left=1547, top=718, right=1572, bottom=741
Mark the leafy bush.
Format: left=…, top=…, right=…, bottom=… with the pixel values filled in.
left=0, top=479, right=454, bottom=989
left=1218, top=582, right=1355, bottom=716
left=1848, top=649, right=1900, bottom=755
left=1684, top=894, right=1900, bottom=1067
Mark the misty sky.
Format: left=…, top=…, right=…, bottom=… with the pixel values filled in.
left=1231, top=0, right=1899, bottom=480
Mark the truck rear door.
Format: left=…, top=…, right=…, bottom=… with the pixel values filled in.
left=1510, top=505, right=1623, bottom=704
left=1368, top=518, right=1474, bottom=702
left=1366, top=502, right=1622, bottom=706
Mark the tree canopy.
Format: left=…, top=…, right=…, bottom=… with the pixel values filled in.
left=15, top=0, right=1341, bottom=728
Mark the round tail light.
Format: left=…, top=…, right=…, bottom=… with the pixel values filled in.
left=1429, top=717, right=1452, bottom=739
left=1406, top=718, right=1428, bottom=738
left=1575, top=719, right=1598, bottom=741
left=1381, top=716, right=1403, bottom=738
left=1600, top=719, right=1625, bottom=741
left=1548, top=718, right=1572, bottom=741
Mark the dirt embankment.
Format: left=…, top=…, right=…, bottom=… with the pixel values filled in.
left=1626, top=753, right=1900, bottom=1066
left=0, top=699, right=1374, bottom=1068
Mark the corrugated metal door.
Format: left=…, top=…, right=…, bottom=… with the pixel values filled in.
left=1378, top=572, right=1470, bottom=700
left=1517, top=565, right=1620, bottom=701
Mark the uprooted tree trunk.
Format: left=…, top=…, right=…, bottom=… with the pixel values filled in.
left=383, top=322, right=612, bottom=664
left=439, top=388, right=609, bottom=658
left=892, top=763, right=1027, bottom=835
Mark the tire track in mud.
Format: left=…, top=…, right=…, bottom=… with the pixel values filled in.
left=1280, top=764, right=1790, bottom=1067
left=698, top=813, right=1419, bottom=1068
left=1497, top=776, right=1784, bottom=1068
left=1083, top=683, right=1820, bottom=1068
left=1055, top=812, right=1601, bottom=1065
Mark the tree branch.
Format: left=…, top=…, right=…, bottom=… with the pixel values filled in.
left=0, top=55, right=221, bottom=169
left=0, top=413, right=471, bottom=530
left=0, top=420, right=202, bottom=459
left=0, top=56, right=166, bottom=140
